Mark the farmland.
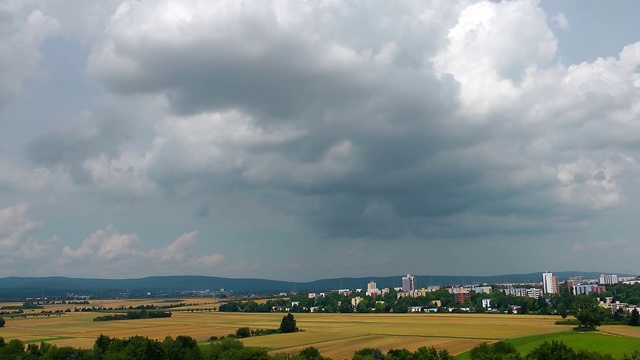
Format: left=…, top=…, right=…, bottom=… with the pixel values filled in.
left=3, top=299, right=640, bottom=358
left=0, top=300, right=569, bottom=358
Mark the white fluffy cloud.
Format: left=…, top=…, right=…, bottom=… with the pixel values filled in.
left=58, top=226, right=225, bottom=277
left=0, top=204, right=58, bottom=272
left=0, top=2, right=59, bottom=108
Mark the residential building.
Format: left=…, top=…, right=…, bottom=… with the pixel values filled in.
left=366, top=280, right=380, bottom=297
left=566, top=276, right=583, bottom=290
left=482, top=298, right=492, bottom=309
left=448, top=287, right=468, bottom=294
left=573, top=284, right=606, bottom=296
left=502, top=288, right=541, bottom=299
left=396, top=288, right=436, bottom=299
left=454, top=292, right=471, bottom=304
left=542, top=272, right=558, bottom=295
left=474, top=286, right=492, bottom=294
left=402, top=274, right=417, bottom=292
left=351, top=297, right=363, bottom=307
left=599, top=274, right=619, bottom=285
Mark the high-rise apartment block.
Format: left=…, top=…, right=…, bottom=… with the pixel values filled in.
left=402, top=274, right=417, bottom=292
left=542, top=271, right=558, bottom=295
left=366, top=280, right=380, bottom=297
left=599, top=274, right=619, bottom=285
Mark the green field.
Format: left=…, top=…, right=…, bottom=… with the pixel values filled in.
left=455, top=331, right=640, bottom=359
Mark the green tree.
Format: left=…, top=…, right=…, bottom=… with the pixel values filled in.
left=557, top=303, right=568, bottom=319
left=0, top=316, right=4, bottom=327
left=112, top=336, right=163, bottom=360
left=525, top=340, right=576, bottom=360
left=573, top=296, right=602, bottom=330
left=470, top=341, right=522, bottom=360
left=235, top=327, right=251, bottom=338
left=298, top=347, right=327, bottom=360
left=352, top=348, right=384, bottom=360
left=414, top=346, right=453, bottom=360
left=279, top=313, right=298, bottom=333
left=163, top=335, right=202, bottom=360
left=43, top=345, right=92, bottom=360
left=630, top=308, right=640, bottom=326
left=386, top=349, right=412, bottom=360
left=0, top=339, right=26, bottom=359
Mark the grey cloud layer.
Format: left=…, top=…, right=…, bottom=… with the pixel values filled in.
left=37, top=0, right=632, bottom=240
left=0, top=0, right=636, bottom=282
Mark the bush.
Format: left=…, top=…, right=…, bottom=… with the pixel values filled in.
left=554, top=319, right=580, bottom=326
left=353, top=348, right=385, bottom=360
left=470, top=341, right=521, bottom=360
left=0, top=316, right=4, bottom=327
left=525, top=340, right=575, bottom=360
left=235, top=327, right=251, bottom=338
left=299, top=347, right=325, bottom=360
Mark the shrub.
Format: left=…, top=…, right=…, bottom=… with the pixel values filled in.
left=235, top=327, right=251, bottom=338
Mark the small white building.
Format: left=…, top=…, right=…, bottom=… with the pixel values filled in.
left=482, top=298, right=492, bottom=309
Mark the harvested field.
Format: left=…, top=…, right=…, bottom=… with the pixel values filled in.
left=599, top=324, right=640, bottom=339
left=0, top=306, right=568, bottom=358
left=21, top=298, right=219, bottom=312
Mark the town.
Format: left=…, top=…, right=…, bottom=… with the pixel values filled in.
left=217, top=272, right=640, bottom=318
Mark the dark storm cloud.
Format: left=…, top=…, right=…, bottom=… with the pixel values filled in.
left=27, top=101, right=133, bottom=183
left=79, top=0, right=640, bottom=240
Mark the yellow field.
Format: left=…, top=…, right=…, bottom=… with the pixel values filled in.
left=0, top=303, right=569, bottom=359
left=7, top=298, right=219, bottom=312
left=598, top=325, right=640, bottom=339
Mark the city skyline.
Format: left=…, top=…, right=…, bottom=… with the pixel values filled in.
left=1, top=1, right=640, bottom=281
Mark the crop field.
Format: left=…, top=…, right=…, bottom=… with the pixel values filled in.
left=0, top=304, right=571, bottom=358
left=5, top=302, right=639, bottom=358
left=9, top=298, right=219, bottom=312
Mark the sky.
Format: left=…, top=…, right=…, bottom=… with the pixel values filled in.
left=1, top=0, right=640, bottom=282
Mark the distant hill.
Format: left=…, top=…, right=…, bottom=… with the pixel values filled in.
left=0, top=271, right=625, bottom=299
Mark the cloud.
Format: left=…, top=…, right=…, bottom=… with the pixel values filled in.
left=571, top=239, right=640, bottom=258
left=432, top=0, right=558, bottom=113
left=0, top=2, right=59, bottom=109
left=0, top=156, right=50, bottom=191
left=553, top=12, right=570, bottom=31
left=0, top=203, right=58, bottom=273
left=62, top=0, right=640, bottom=242
left=57, top=226, right=225, bottom=277
left=60, top=225, right=141, bottom=262
left=148, top=230, right=197, bottom=262
left=27, top=99, right=135, bottom=182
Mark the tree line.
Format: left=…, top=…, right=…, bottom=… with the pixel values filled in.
left=93, top=309, right=172, bottom=322
left=1, top=335, right=640, bottom=360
